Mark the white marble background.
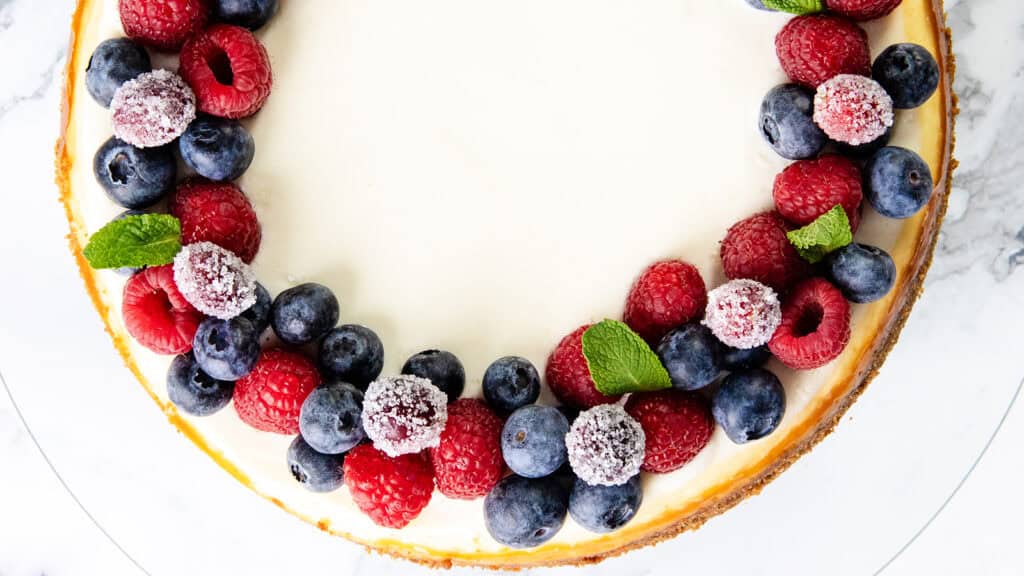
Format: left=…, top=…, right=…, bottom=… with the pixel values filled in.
left=1, top=0, right=1023, bottom=574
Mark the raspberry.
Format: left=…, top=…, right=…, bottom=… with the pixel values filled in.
left=344, top=445, right=434, bottom=529
left=430, top=399, right=504, bottom=500
left=826, top=0, right=902, bottom=21
left=122, top=264, right=202, bottom=355
left=118, top=0, right=209, bottom=51
left=111, top=70, right=196, bottom=148
left=773, top=155, right=863, bottom=231
left=720, top=212, right=811, bottom=294
left=769, top=278, right=852, bottom=370
left=362, top=376, right=448, bottom=457
left=703, top=279, right=782, bottom=350
left=775, top=14, right=871, bottom=88
left=179, top=24, right=273, bottom=119
left=172, top=242, right=257, bottom=319
left=625, top=390, right=713, bottom=474
left=814, top=74, right=895, bottom=146
left=545, top=325, right=621, bottom=409
left=565, top=404, right=645, bottom=487
left=233, top=349, right=320, bottom=434
left=624, top=260, right=708, bottom=345
left=170, top=179, right=262, bottom=263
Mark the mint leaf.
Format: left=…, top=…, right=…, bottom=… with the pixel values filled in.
left=761, top=0, right=824, bottom=15
left=83, top=214, right=182, bottom=269
left=582, top=320, right=672, bottom=396
left=787, top=205, right=853, bottom=264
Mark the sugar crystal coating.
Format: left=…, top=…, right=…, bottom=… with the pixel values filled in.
left=363, top=375, right=449, bottom=457
left=566, top=404, right=645, bottom=487
left=173, top=242, right=257, bottom=320
left=813, top=74, right=894, bottom=146
left=111, top=69, right=196, bottom=148
left=703, top=279, right=782, bottom=350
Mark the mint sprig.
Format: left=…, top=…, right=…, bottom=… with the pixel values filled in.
left=83, top=214, right=182, bottom=270
left=787, top=205, right=853, bottom=264
left=581, top=320, right=672, bottom=396
left=761, top=0, right=824, bottom=15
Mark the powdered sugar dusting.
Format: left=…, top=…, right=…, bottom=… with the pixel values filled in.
left=111, top=69, right=196, bottom=148
left=363, top=375, right=448, bottom=457
left=813, top=74, right=894, bottom=146
left=703, top=279, right=781, bottom=350
left=173, top=242, right=257, bottom=320
left=566, top=404, right=645, bottom=487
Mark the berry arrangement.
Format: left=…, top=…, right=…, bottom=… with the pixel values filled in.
left=81, top=0, right=939, bottom=549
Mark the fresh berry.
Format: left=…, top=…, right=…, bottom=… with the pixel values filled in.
left=721, top=344, right=772, bottom=371
left=546, top=325, right=621, bottom=409
left=402, top=350, right=466, bottom=403
left=299, top=381, right=365, bottom=455
left=656, top=324, right=723, bottom=391
left=712, top=369, right=786, bottom=444
left=214, top=0, right=278, bottom=30
left=826, top=0, right=901, bottom=21
left=623, top=260, right=708, bottom=345
left=238, top=282, right=271, bottom=332
left=287, top=436, right=346, bottom=493
left=166, top=352, right=234, bottom=416
left=173, top=242, right=257, bottom=319
left=720, top=212, right=811, bottom=293
left=625, top=390, right=712, bottom=473
left=813, top=74, right=895, bottom=146
left=835, top=124, right=892, bottom=158
left=93, top=137, right=175, bottom=209
left=768, top=277, right=851, bottom=370
left=179, top=116, right=255, bottom=181
left=566, top=404, right=645, bottom=487
left=569, top=475, right=642, bottom=534
left=702, top=279, right=782, bottom=350
left=773, top=155, right=863, bottom=231
left=825, top=243, right=897, bottom=303
left=343, top=444, right=434, bottom=529
left=111, top=70, right=196, bottom=148
left=873, top=43, right=940, bottom=109
left=775, top=14, right=871, bottom=88
left=179, top=24, right=273, bottom=119
left=122, top=264, right=202, bottom=355
left=110, top=210, right=147, bottom=276
left=744, top=0, right=775, bottom=9
left=118, top=0, right=209, bottom=50
left=430, top=399, right=505, bottom=500
left=759, top=84, right=827, bottom=160
left=170, top=178, right=262, bottom=263
left=482, top=356, right=541, bottom=414
left=484, top=475, right=569, bottom=549
left=864, top=146, right=934, bottom=218
left=318, top=325, right=384, bottom=389
left=501, top=405, right=569, bottom=479
left=270, top=283, right=340, bottom=345
left=192, top=316, right=260, bottom=381
left=361, top=375, right=448, bottom=457
left=233, top=348, right=320, bottom=434
left=85, top=38, right=152, bottom=107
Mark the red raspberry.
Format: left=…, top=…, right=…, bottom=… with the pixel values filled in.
left=344, top=445, right=434, bottom=529
left=118, top=0, right=209, bottom=51
left=625, top=390, right=713, bottom=474
left=813, top=74, right=895, bottom=146
left=775, top=14, right=871, bottom=88
left=233, top=349, right=320, bottom=434
left=179, top=24, right=273, bottom=119
left=429, top=399, right=504, bottom=500
left=826, top=0, right=902, bottom=21
left=122, top=264, right=202, bottom=355
left=545, top=325, right=621, bottom=409
left=720, top=212, right=811, bottom=294
left=170, top=179, right=262, bottom=263
left=624, top=260, right=708, bottom=345
left=769, top=277, right=851, bottom=370
left=773, top=155, right=863, bottom=231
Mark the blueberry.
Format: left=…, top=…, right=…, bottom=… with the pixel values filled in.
left=111, top=210, right=146, bottom=276
left=743, top=0, right=775, bottom=9
left=712, top=368, right=786, bottom=444
left=501, top=405, right=569, bottom=478
left=569, top=475, right=643, bottom=534
left=318, top=325, right=384, bottom=389
left=401, top=350, right=465, bottom=403
left=286, top=436, right=346, bottom=493
left=238, top=282, right=272, bottom=333
left=299, top=382, right=365, bottom=454
left=192, top=316, right=260, bottom=381
left=759, top=84, right=827, bottom=160
left=873, top=43, right=940, bottom=109
left=721, top=344, right=772, bottom=372
left=484, top=475, right=569, bottom=549
left=85, top=38, right=151, bottom=107
left=483, top=356, right=541, bottom=414
left=556, top=405, right=580, bottom=425
left=179, top=116, right=256, bottom=181
left=215, top=0, right=279, bottom=30
left=656, top=324, right=723, bottom=391
left=825, top=243, right=897, bottom=304
left=166, top=353, right=235, bottom=416
left=271, top=283, right=340, bottom=345
left=865, top=146, right=934, bottom=218
left=93, top=137, right=175, bottom=209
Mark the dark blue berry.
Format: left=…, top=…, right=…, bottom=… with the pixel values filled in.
left=166, top=353, right=234, bottom=416
left=111, top=210, right=146, bottom=277
left=873, top=43, right=940, bottom=109
left=712, top=369, right=786, bottom=444
left=271, top=283, right=340, bottom=345
left=215, top=0, right=279, bottom=30
left=238, top=282, right=272, bottom=333
left=179, top=116, right=255, bottom=181
left=483, top=356, right=541, bottom=414
left=402, top=350, right=465, bottom=403
left=192, top=316, right=260, bottom=381
left=825, top=243, right=896, bottom=304
left=657, top=324, right=723, bottom=391
left=569, top=475, right=643, bottom=534
left=484, top=475, right=569, bottom=549
left=743, top=0, right=775, bottom=9
left=318, top=325, right=384, bottom=389
left=865, top=146, right=934, bottom=218
left=721, top=344, right=772, bottom=372
left=287, top=436, right=345, bottom=493
left=85, top=38, right=151, bottom=107
left=501, top=405, right=569, bottom=478
left=93, top=137, right=175, bottom=209
left=759, top=84, right=827, bottom=160
left=299, top=382, right=365, bottom=455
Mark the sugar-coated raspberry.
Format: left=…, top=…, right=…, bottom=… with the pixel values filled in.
left=773, top=155, right=863, bottom=231
left=720, top=212, right=811, bottom=294
left=624, top=260, right=708, bottom=345
left=565, top=405, right=645, bottom=487
left=179, top=24, right=273, bottom=119
left=814, top=74, right=895, bottom=146
left=625, top=390, right=713, bottom=474
left=769, top=278, right=852, bottom=370
left=344, top=445, right=434, bottom=529
left=111, top=70, right=196, bottom=148
left=173, top=242, right=257, bottom=320
left=122, top=264, right=202, bottom=355
left=118, top=0, right=209, bottom=51
left=545, top=325, right=621, bottom=409
left=775, top=14, right=871, bottom=88
left=362, top=376, right=448, bottom=457
left=233, top=349, right=320, bottom=434
left=430, top=399, right=505, bottom=500
left=703, top=279, right=782, bottom=350
left=170, top=179, right=262, bottom=263
left=826, top=0, right=902, bottom=21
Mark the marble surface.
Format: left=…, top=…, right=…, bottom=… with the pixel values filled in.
left=1, top=0, right=1022, bottom=574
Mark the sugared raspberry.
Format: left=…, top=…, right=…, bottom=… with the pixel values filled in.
left=565, top=404, right=645, bottom=487
left=545, top=325, right=621, bottom=409
left=625, top=390, right=712, bottom=474
left=179, top=24, right=273, bottom=119
left=773, top=155, right=863, bottom=231
left=430, top=399, right=504, bottom=500
left=775, top=14, right=871, bottom=88
left=769, top=278, right=851, bottom=370
left=720, top=212, right=811, bottom=294
left=111, top=70, right=196, bottom=148
left=122, top=264, right=202, bottom=355
left=233, top=349, right=320, bottom=434
left=827, top=0, right=902, bottom=21
left=814, top=74, right=895, bottom=146
left=362, top=376, right=448, bottom=457
left=344, top=445, right=434, bottom=529
left=172, top=242, right=257, bottom=320
left=170, top=179, right=262, bottom=263
left=118, top=0, right=209, bottom=51
left=703, top=279, right=782, bottom=350
left=624, top=260, right=708, bottom=345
